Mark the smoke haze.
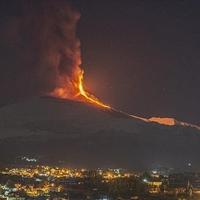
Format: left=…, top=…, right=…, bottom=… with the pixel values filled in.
left=0, top=0, right=81, bottom=104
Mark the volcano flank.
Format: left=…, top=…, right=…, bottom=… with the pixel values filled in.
left=0, top=97, right=200, bottom=169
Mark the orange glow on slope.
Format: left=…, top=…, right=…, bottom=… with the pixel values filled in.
left=51, top=67, right=110, bottom=109
left=148, top=117, right=176, bottom=126
left=77, top=70, right=110, bottom=109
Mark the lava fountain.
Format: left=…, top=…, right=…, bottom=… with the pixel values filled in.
left=44, top=2, right=111, bottom=110
left=51, top=66, right=110, bottom=109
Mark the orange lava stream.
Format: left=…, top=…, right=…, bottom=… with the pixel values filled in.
left=148, top=117, right=176, bottom=126
left=51, top=67, right=110, bottom=109
left=77, top=70, right=111, bottom=109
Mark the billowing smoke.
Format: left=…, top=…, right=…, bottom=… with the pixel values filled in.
left=0, top=0, right=81, bottom=104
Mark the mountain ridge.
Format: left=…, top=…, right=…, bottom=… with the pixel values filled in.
left=0, top=96, right=199, bottom=169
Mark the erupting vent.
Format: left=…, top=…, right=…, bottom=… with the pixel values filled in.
left=51, top=66, right=110, bottom=109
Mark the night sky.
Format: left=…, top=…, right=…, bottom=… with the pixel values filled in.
left=0, top=0, right=200, bottom=125
left=71, top=0, right=200, bottom=125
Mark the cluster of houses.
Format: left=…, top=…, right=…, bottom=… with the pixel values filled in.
left=146, top=170, right=200, bottom=199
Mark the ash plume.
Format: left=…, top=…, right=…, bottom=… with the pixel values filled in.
left=0, top=0, right=81, bottom=104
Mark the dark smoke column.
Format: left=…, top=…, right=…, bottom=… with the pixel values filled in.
left=0, top=0, right=81, bottom=103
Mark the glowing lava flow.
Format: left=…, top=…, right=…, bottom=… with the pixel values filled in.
left=51, top=67, right=110, bottom=109
left=77, top=70, right=111, bottom=109
left=148, top=117, right=176, bottom=126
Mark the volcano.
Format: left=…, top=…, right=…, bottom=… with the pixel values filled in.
left=0, top=96, right=200, bottom=170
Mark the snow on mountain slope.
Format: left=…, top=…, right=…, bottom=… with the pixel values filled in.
left=0, top=96, right=199, bottom=169
left=0, top=97, right=146, bottom=138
